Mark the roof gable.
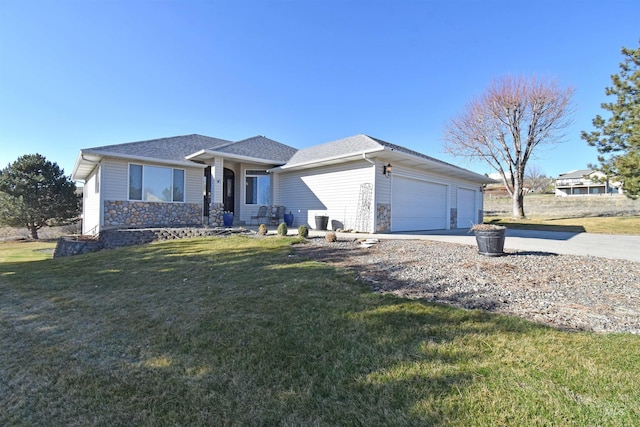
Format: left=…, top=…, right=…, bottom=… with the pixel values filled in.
left=214, top=136, right=298, bottom=163
left=284, top=134, right=383, bottom=167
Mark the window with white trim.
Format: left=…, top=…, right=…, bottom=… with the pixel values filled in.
left=129, top=164, right=185, bottom=202
left=245, top=170, right=270, bottom=205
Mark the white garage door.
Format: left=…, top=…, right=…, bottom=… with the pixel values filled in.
left=457, top=188, right=477, bottom=228
left=391, top=176, right=447, bottom=231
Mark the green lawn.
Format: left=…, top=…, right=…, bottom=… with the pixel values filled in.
left=1, top=236, right=639, bottom=425
left=484, top=215, right=640, bottom=235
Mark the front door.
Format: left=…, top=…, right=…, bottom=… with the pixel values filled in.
left=223, top=168, right=235, bottom=213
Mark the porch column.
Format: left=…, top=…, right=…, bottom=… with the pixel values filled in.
left=213, top=158, right=224, bottom=204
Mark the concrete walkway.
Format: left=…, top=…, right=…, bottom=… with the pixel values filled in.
left=304, top=228, right=640, bottom=262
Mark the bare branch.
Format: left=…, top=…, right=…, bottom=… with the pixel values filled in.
left=443, top=75, right=574, bottom=218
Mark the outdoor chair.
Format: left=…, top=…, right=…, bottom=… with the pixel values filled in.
left=250, top=205, right=268, bottom=225
left=269, top=205, right=286, bottom=225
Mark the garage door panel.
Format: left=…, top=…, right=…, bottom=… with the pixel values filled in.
left=392, top=176, right=447, bottom=231
left=457, top=188, right=477, bottom=228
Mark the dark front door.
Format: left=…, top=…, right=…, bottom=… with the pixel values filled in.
left=203, top=166, right=211, bottom=217
left=223, top=168, right=235, bottom=213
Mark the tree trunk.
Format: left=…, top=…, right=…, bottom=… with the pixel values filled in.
left=28, top=225, right=39, bottom=240
left=512, top=183, right=526, bottom=219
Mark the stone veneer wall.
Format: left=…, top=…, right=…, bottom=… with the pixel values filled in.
left=104, top=200, right=202, bottom=228
left=208, top=202, right=225, bottom=227
left=99, top=228, right=240, bottom=249
left=54, top=227, right=251, bottom=257
left=450, top=208, right=457, bottom=229
left=376, top=203, right=391, bottom=232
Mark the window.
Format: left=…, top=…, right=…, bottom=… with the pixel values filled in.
left=245, top=170, right=270, bottom=205
left=129, top=164, right=185, bottom=202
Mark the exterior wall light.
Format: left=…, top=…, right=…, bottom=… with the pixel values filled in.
left=383, top=163, right=392, bottom=178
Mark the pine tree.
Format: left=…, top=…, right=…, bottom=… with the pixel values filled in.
left=0, top=154, right=80, bottom=239
left=581, top=41, right=640, bottom=199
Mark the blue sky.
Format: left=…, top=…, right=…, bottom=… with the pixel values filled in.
left=1, top=0, right=638, bottom=180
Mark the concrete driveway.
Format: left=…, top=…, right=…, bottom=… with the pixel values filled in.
left=317, top=228, right=640, bottom=262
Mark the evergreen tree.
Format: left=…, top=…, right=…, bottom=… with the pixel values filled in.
left=581, top=41, right=640, bottom=199
left=0, top=154, right=80, bottom=239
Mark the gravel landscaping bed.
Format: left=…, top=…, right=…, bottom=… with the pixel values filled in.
left=294, top=237, right=640, bottom=334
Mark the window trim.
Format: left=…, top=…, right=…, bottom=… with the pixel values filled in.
left=128, top=163, right=186, bottom=203
left=244, top=169, right=270, bottom=205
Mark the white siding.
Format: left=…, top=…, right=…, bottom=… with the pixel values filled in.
left=184, top=168, right=204, bottom=204
left=83, top=167, right=101, bottom=235
left=277, top=161, right=375, bottom=231
left=101, top=159, right=128, bottom=200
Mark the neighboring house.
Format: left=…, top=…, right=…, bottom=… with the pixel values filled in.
left=72, top=133, right=494, bottom=235
left=555, top=169, right=624, bottom=197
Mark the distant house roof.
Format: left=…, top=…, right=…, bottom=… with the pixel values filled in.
left=557, top=169, right=594, bottom=179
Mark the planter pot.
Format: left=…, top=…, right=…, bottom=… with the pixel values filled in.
left=314, top=215, right=329, bottom=230
left=223, top=213, right=234, bottom=227
left=284, top=213, right=294, bottom=227
left=474, top=226, right=506, bottom=256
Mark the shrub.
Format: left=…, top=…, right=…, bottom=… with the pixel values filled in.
left=325, top=231, right=337, bottom=242
left=297, top=224, right=309, bottom=238
left=258, top=224, right=268, bottom=236
left=277, top=222, right=288, bottom=236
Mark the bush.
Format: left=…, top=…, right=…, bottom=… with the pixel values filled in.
left=277, top=222, right=288, bottom=236
left=325, top=231, right=337, bottom=242
left=258, top=224, right=268, bottom=236
left=297, top=224, right=309, bottom=238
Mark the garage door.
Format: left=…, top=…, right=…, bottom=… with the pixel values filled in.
left=457, top=188, right=477, bottom=228
left=391, top=176, right=447, bottom=231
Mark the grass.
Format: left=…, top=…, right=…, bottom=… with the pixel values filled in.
left=1, top=236, right=639, bottom=425
left=0, top=239, right=57, bottom=263
left=484, top=215, right=640, bottom=235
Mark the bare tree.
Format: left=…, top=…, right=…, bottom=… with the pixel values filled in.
left=444, top=75, right=574, bottom=218
left=524, top=164, right=552, bottom=193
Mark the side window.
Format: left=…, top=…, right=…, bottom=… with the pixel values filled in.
left=129, top=164, right=143, bottom=200
left=245, top=170, right=270, bottom=205
left=128, top=164, right=185, bottom=202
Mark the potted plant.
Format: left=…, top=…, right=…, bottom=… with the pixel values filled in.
left=470, top=223, right=506, bottom=256
left=284, top=210, right=294, bottom=227
left=314, top=214, right=329, bottom=230
left=223, top=211, right=234, bottom=227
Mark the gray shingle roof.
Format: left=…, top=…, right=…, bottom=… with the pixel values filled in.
left=213, top=136, right=298, bottom=163
left=558, top=169, right=594, bottom=179
left=86, top=134, right=233, bottom=163
left=284, top=134, right=383, bottom=166
left=285, top=134, right=455, bottom=168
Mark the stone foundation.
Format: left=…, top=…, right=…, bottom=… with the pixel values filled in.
left=376, top=203, right=391, bottom=232
left=450, top=207, right=458, bottom=229
left=54, top=236, right=103, bottom=257
left=104, top=200, right=202, bottom=228
left=207, top=202, right=226, bottom=227
left=54, top=227, right=252, bottom=257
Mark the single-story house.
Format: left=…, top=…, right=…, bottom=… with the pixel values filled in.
left=71, top=133, right=494, bottom=235
left=555, top=169, right=624, bottom=196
